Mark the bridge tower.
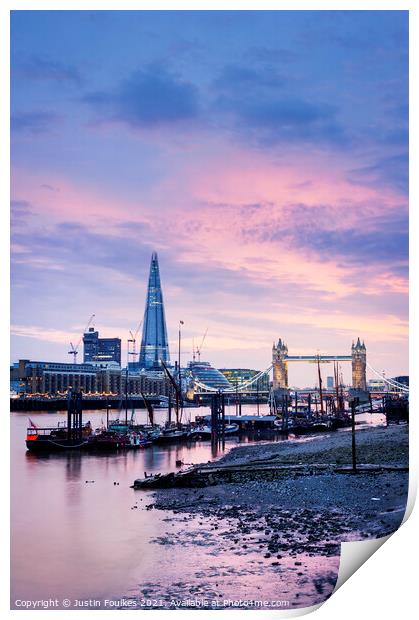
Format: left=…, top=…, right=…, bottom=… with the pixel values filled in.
left=272, top=338, right=289, bottom=390
left=351, top=338, right=367, bottom=391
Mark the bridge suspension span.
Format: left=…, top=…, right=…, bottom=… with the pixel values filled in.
left=192, top=364, right=273, bottom=393
left=191, top=361, right=408, bottom=395
left=366, top=363, right=409, bottom=393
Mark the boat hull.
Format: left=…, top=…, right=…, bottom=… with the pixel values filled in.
left=188, top=424, right=239, bottom=439
left=26, top=437, right=89, bottom=452
left=154, top=432, right=189, bottom=444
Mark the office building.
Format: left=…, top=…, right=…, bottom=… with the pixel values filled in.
left=83, top=328, right=121, bottom=365
left=139, top=252, right=170, bottom=369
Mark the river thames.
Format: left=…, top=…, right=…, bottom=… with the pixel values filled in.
left=11, top=405, right=386, bottom=609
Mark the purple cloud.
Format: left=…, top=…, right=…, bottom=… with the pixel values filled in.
left=83, top=65, right=199, bottom=127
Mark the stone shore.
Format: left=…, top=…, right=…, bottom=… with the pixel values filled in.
left=136, top=423, right=409, bottom=609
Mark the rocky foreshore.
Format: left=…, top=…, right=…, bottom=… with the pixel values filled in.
left=135, top=424, right=409, bottom=608
left=217, top=423, right=409, bottom=467
left=134, top=423, right=408, bottom=489
left=149, top=424, right=408, bottom=532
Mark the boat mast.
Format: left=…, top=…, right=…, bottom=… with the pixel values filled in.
left=178, top=320, right=184, bottom=424
left=334, top=361, right=340, bottom=413
left=125, top=338, right=129, bottom=425
left=161, top=359, right=181, bottom=427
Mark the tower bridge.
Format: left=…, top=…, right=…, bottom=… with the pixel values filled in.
left=272, top=337, right=366, bottom=392
left=188, top=337, right=408, bottom=397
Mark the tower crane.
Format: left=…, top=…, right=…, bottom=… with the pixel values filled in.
left=128, top=320, right=143, bottom=362
left=68, top=314, right=95, bottom=364
left=195, top=327, right=208, bottom=362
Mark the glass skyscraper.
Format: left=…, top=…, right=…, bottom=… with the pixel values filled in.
left=139, top=252, right=170, bottom=369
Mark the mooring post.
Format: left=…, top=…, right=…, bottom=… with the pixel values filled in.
left=76, top=391, right=83, bottom=438
left=221, top=393, right=225, bottom=444
left=235, top=383, right=238, bottom=416
left=211, top=394, right=218, bottom=445
left=67, top=389, right=73, bottom=441
left=369, top=392, right=373, bottom=414
left=351, top=398, right=358, bottom=473
left=285, top=394, right=290, bottom=433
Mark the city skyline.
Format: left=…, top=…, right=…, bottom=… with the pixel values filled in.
left=11, top=11, right=408, bottom=385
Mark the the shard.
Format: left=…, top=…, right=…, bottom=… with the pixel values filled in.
left=139, top=252, right=170, bottom=369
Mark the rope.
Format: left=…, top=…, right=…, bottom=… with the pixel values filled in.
left=40, top=438, right=88, bottom=448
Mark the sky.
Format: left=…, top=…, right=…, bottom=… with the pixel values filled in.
left=10, top=10, right=408, bottom=386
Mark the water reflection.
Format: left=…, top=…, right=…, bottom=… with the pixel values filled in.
left=11, top=406, right=385, bottom=607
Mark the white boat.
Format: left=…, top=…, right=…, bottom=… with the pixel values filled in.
left=188, top=423, right=239, bottom=439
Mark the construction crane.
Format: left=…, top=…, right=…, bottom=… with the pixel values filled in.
left=127, top=320, right=143, bottom=362
left=68, top=314, right=95, bottom=364
left=195, top=327, right=208, bottom=362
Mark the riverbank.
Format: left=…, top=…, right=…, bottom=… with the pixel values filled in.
left=141, top=424, right=408, bottom=608
left=216, top=421, right=409, bottom=467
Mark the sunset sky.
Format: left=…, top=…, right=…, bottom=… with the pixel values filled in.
left=11, top=10, right=408, bottom=385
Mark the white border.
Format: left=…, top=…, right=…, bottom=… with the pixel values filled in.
left=2, top=2, right=416, bottom=619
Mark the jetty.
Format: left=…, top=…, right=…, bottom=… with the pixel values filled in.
left=132, top=459, right=408, bottom=490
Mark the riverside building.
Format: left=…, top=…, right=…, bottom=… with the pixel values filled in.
left=10, top=359, right=170, bottom=397
left=83, top=328, right=121, bottom=365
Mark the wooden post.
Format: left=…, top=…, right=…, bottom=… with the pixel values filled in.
left=317, top=355, right=324, bottom=416
left=256, top=379, right=260, bottom=416
left=351, top=399, right=358, bottom=473
left=211, top=394, right=218, bottom=446
left=235, top=382, right=238, bottom=416
left=285, top=394, right=289, bottom=433
left=221, top=393, right=225, bottom=445
left=67, top=389, right=73, bottom=441
left=76, top=391, right=83, bottom=438
left=383, top=396, right=389, bottom=426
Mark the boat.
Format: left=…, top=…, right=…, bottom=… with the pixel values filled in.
left=107, top=418, right=160, bottom=442
left=330, top=413, right=352, bottom=429
left=126, top=431, right=152, bottom=448
left=273, top=417, right=295, bottom=431
left=154, top=426, right=189, bottom=444
left=26, top=425, right=91, bottom=452
left=25, top=395, right=93, bottom=452
left=87, top=429, right=131, bottom=451
left=291, top=417, right=332, bottom=434
left=188, top=423, right=239, bottom=439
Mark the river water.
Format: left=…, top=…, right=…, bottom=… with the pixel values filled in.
left=10, top=405, right=385, bottom=610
